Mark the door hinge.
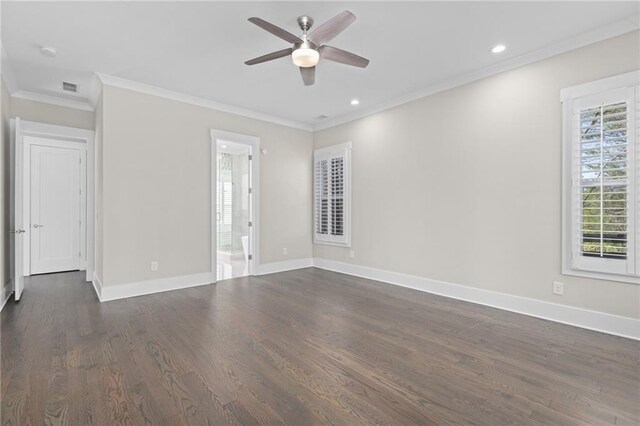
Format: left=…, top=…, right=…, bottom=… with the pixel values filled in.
left=248, top=188, right=252, bottom=194
left=248, top=155, right=253, bottom=161
left=248, top=221, right=253, bottom=227
left=248, top=254, right=253, bottom=260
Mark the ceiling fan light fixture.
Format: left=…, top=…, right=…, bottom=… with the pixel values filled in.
left=292, top=47, right=319, bottom=68
left=245, top=11, right=368, bottom=85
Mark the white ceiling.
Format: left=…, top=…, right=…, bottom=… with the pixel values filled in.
left=2, top=1, right=639, bottom=129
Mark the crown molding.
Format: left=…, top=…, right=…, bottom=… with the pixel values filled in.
left=313, top=18, right=640, bottom=132
left=3, top=43, right=93, bottom=111
left=560, top=69, right=640, bottom=101
left=95, top=73, right=314, bottom=132
left=2, top=18, right=637, bottom=133
left=11, top=90, right=95, bottom=112
left=87, top=73, right=102, bottom=108
left=0, top=44, right=19, bottom=94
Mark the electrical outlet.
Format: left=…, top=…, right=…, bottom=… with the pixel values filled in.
left=151, top=261, right=159, bottom=271
left=349, top=249, right=355, bottom=259
left=282, top=247, right=288, bottom=255
left=552, top=281, right=564, bottom=295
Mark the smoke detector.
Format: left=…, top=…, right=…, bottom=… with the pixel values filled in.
left=40, top=46, right=57, bottom=57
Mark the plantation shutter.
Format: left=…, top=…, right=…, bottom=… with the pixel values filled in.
left=314, top=142, right=351, bottom=246
left=570, top=86, right=637, bottom=276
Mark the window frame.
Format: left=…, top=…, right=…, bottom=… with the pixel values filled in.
left=561, top=71, right=640, bottom=284
left=314, top=141, right=352, bottom=247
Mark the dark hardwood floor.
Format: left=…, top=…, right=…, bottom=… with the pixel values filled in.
left=1, top=268, right=639, bottom=425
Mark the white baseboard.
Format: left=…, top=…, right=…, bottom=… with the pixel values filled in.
left=90, top=258, right=315, bottom=302
left=91, top=273, right=103, bottom=302
left=0, top=281, right=14, bottom=312
left=86, top=257, right=639, bottom=340
left=93, top=272, right=216, bottom=302
left=313, top=258, right=640, bottom=341
left=257, top=258, right=314, bottom=275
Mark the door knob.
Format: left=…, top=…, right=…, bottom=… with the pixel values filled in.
left=10, top=229, right=25, bottom=234
left=32, top=224, right=44, bottom=229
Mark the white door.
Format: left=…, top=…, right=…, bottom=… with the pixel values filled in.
left=30, top=144, right=81, bottom=274
left=10, top=119, right=25, bottom=300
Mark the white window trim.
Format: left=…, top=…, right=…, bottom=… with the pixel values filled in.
left=561, top=70, right=640, bottom=285
left=314, top=141, right=352, bottom=247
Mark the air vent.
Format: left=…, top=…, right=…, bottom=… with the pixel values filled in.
left=62, top=81, right=78, bottom=93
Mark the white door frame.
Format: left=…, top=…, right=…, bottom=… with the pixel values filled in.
left=16, top=120, right=95, bottom=282
left=26, top=138, right=86, bottom=274
left=9, top=118, right=24, bottom=300
left=210, top=129, right=260, bottom=277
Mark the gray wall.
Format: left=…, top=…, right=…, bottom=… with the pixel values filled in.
left=6, top=30, right=638, bottom=320
left=313, top=31, right=640, bottom=320
left=11, top=97, right=94, bottom=130
left=98, top=84, right=313, bottom=286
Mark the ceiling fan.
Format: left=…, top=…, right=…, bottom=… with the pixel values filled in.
left=244, top=10, right=370, bottom=86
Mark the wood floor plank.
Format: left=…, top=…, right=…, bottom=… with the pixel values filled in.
left=1, top=269, right=639, bottom=425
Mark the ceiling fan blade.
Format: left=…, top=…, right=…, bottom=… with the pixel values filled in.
left=248, top=17, right=303, bottom=44
left=245, top=48, right=293, bottom=65
left=308, top=10, right=356, bottom=46
left=300, top=66, right=315, bottom=86
left=320, top=46, right=369, bottom=68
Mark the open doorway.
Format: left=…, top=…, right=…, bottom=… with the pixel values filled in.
left=212, top=130, right=259, bottom=281
left=216, top=140, right=250, bottom=280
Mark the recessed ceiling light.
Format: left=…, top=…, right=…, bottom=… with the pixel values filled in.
left=40, top=46, right=57, bottom=57
left=350, top=99, right=360, bottom=106
left=491, top=44, right=506, bottom=54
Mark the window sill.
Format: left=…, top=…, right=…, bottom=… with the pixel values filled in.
left=314, top=240, right=351, bottom=248
left=562, top=268, right=640, bottom=285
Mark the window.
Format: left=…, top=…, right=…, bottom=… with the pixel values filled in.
left=562, top=71, right=640, bottom=283
left=314, top=142, right=351, bottom=246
